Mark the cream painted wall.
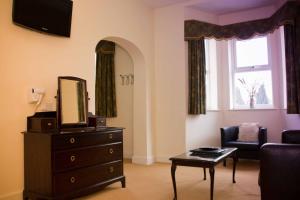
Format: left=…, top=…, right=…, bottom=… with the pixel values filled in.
left=218, top=5, right=275, bottom=25
left=106, top=45, right=134, bottom=159
left=186, top=113, right=223, bottom=149
left=0, top=0, right=153, bottom=198
left=154, top=5, right=186, bottom=162
left=185, top=7, right=218, bottom=23
left=282, top=113, right=300, bottom=130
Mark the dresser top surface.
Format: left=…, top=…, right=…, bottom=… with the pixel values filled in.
left=23, top=126, right=124, bottom=135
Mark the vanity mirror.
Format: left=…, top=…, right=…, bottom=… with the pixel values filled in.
left=57, top=76, right=88, bottom=128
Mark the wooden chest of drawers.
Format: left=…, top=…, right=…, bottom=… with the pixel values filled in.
left=23, top=128, right=125, bottom=200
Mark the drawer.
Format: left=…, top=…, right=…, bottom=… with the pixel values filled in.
left=54, top=143, right=123, bottom=172
left=52, top=130, right=122, bottom=150
left=53, top=161, right=123, bottom=195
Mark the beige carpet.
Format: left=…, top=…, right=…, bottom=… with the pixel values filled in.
left=82, top=160, right=260, bottom=200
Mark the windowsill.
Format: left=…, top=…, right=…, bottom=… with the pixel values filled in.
left=228, top=107, right=281, bottom=111
left=206, top=109, right=220, bottom=112
left=204, top=108, right=287, bottom=112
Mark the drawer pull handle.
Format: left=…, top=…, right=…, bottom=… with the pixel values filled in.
left=69, top=137, right=75, bottom=144
left=109, top=148, right=114, bottom=154
left=109, top=133, right=113, bottom=139
left=70, top=177, right=76, bottom=183
left=109, top=166, right=114, bottom=173
left=70, top=155, right=76, bottom=162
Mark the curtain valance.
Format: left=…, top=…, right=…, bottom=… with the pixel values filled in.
left=185, top=1, right=300, bottom=40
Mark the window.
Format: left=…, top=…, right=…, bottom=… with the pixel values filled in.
left=205, top=39, right=218, bottom=110
left=230, top=36, right=274, bottom=109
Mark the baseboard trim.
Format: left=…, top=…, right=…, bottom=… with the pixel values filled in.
left=155, top=156, right=172, bottom=163
left=132, top=155, right=154, bottom=165
left=0, top=191, right=22, bottom=200
left=124, top=153, right=133, bottom=159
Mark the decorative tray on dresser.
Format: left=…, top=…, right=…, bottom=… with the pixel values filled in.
left=23, top=77, right=125, bottom=200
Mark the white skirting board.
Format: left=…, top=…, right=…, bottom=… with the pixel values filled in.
left=132, top=155, right=154, bottom=165
left=0, top=191, right=22, bottom=200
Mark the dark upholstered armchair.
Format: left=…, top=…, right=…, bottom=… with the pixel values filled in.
left=221, top=126, right=267, bottom=161
left=282, top=130, right=300, bottom=143
left=260, top=143, right=300, bottom=200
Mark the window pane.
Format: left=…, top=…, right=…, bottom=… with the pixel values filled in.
left=234, top=71, right=273, bottom=107
left=236, top=37, right=268, bottom=68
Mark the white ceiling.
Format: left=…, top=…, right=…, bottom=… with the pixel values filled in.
left=142, top=0, right=281, bottom=14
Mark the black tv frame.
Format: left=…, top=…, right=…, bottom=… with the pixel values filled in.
left=12, top=0, right=73, bottom=37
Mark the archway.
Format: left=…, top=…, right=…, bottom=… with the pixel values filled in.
left=95, top=36, right=153, bottom=164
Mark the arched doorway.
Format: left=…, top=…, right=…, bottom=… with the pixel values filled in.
left=95, top=36, right=153, bottom=164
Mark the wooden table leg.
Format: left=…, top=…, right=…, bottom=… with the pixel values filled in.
left=209, top=167, right=215, bottom=200
left=171, top=163, right=177, bottom=200
left=232, top=152, right=237, bottom=183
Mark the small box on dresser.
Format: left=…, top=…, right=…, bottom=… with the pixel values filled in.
left=27, top=111, right=57, bottom=132
left=88, top=115, right=106, bottom=127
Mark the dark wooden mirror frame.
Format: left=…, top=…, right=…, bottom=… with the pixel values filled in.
left=57, top=76, right=89, bottom=129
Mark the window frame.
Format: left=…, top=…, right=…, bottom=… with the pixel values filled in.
left=204, top=39, right=218, bottom=111
left=230, top=35, right=274, bottom=110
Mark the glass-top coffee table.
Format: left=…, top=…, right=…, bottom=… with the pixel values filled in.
left=169, top=147, right=238, bottom=200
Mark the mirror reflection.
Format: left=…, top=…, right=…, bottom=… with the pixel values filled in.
left=60, top=78, right=87, bottom=124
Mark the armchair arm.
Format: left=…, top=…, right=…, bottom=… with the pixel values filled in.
left=260, top=143, right=300, bottom=200
left=282, top=130, right=300, bottom=143
left=220, top=126, right=238, bottom=147
left=258, top=127, right=267, bottom=147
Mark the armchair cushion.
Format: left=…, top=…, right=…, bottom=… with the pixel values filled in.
left=226, top=141, right=259, bottom=151
left=238, top=123, right=259, bottom=142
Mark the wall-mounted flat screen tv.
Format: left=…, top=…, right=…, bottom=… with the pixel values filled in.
left=12, top=0, right=73, bottom=37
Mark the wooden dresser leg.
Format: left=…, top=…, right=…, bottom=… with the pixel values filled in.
left=121, top=177, right=126, bottom=188
left=23, top=191, right=28, bottom=200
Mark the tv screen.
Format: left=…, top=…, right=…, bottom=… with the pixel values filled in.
left=12, top=0, right=73, bottom=37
